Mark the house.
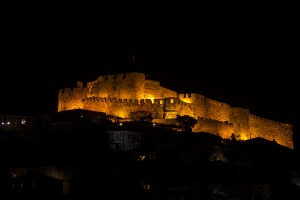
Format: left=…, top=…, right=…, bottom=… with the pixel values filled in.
left=9, top=172, right=64, bottom=198
left=0, top=114, right=39, bottom=138
left=228, top=137, right=300, bottom=199
left=8, top=165, right=80, bottom=196
left=108, top=129, right=145, bottom=152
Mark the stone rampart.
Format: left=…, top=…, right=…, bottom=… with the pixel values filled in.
left=57, top=72, right=295, bottom=149
left=193, top=117, right=233, bottom=138
left=249, top=114, right=293, bottom=148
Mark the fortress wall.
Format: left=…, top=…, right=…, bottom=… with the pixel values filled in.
left=163, top=98, right=180, bottom=116
left=144, top=80, right=178, bottom=102
left=86, top=81, right=94, bottom=96
left=57, top=89, right=64, bottom=111
left=153, top=99, right=165, bottom=119
left=76, top=81, right=83, bottom=88
left=82, top=97, right=109, bottom=113
left=145, top=79, right=160, bottom=86
left=193, top=117, right=233, bottom=138
left=249, top=114, right=294, bottom=149
left=190, top=94, right=207, bottom=118
left=175, top=101, right=194, bottom=117
left=162, top=98, right=194, bottom=118
left=179, top=93, right=207, bottom=118
left=230, top=107, right=250, bottom=140
left=58, top=87, right=86, bottom=111
left=86, top=79, right=107, bottom=98
left=122, top=72, right=146, bottom=100
left=57, top=72, right=295, bottom=149
left=179, top=93, right=205, bottom=104
left=205, top=99, right=232, bottom=122
left=152, top=118, right=177, bottom=125
left=83, top=97, right=154, bottom=119
left=163, top=98, right=181, bottom=111
left=87, top=72, right=146, bottom=100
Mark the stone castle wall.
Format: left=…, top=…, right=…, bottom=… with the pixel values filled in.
left=57, top=72, right=294, bottom=149
left=193, top=117, right=233, bottom=138
left=249, top=114, right=293, bottom=148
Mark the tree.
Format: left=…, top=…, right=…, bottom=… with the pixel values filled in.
left=176, top=115, right=197, bottom=132
left=129, top=111, right=153, bottom=122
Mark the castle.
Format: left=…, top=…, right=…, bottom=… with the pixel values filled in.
left=58, top=72, right=294, bottom=149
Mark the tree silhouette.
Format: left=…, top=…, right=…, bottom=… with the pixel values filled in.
left=129, top=111, right=153, bottom=122
left=176, top=115, right=197, bottom=132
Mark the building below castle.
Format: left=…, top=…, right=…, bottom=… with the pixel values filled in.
left=58, top=72, right=294, bottom=149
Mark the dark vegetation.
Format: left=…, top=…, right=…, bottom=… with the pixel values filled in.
left=1, top=116, right=299, bottom=199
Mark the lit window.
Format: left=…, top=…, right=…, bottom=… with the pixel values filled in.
left=143, top=184, right=151, bottom=189
left=21, top=119, right=26, bottom=125
left=170, top=99, right=174, bottom=103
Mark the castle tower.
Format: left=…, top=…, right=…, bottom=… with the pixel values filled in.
left=57, top=72, right=294, bottom=149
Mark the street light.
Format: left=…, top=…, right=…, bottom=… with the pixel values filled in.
left=119, top=122, right=124, bottom=151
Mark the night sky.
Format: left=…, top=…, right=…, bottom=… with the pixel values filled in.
left=1, top=9, right=299, bottom=149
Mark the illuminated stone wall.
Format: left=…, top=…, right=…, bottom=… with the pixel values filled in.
left=144, top=80, right=178, bottom=102
left=249, top=114, right=293, bottom=148
left=230, top=107, right=251, bottom=140
left=179, top=93, right=232, bottom=122
left=193, top=117, right=233, bottom=139
left=58, top=84, right=87, bottom=111
left=57, top=72, right=294, bottom=149
left=82, top=97, right=154, bottom=119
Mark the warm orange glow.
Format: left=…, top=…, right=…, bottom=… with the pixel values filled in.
left=58, top=72, right=294, bottom=149
left=181, top=98, right=192, bottom=104
left=239, top=133, right=249, bottom=141
left=117, top=111, right=126, bottom=119
left=239, top=136, right=248, bottom=141
left=144, top=95, right=155, bottom=103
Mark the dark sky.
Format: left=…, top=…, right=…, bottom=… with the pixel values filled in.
left=1, top=8, right=299, bottom=148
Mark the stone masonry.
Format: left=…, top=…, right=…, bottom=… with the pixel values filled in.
left=58, top=72, right=294, bottom=149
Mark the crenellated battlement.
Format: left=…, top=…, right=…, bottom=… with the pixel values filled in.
left=83, top=97, right=153, bottom=105
left=197, top=117, right=233, bottom=127
left=249, top=114, right=293, bottom=127
left=206, top=98, right=230, bottom=108
left=179, top=93, right=206, bottom=100
left=57, top=72, right=294, bottom=149
left=59, top=86, right=84, bottom=94
left=179, top=93, right=206, bottom=104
